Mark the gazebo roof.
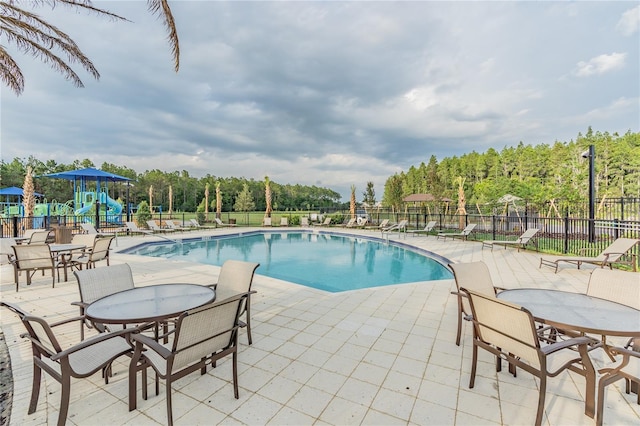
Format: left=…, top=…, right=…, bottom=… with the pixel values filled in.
left=403, top=193, right=436, bottom=202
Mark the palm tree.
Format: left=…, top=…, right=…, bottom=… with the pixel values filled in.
left=1, top=0, right=179, bottom=96
left=22, top=165, right=35, bottom=226
left=264, top=176, right=272, bottom=219
left=350, top=185, right=356, bottom=220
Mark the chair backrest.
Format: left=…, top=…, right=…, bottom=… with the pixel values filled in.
left=323, top=217, right=331, bottom=225
left=1, top=301, right=62, bottom=356
left=0, top=238, right=16, bottom=254
left=463, top=289, right=541, bottom=369
left=74, top=263, right=135, bottom=305
left=80, top=223, right=98, bottom=234
left=217, top=260, right=260, bottom=295
left=301, top=217, right=309, bottom=226
left=518, top=228, right=539, bottom=243
left=12, top=244, right=54, bottom=270
left=189, top=219, right=200, bottom=227
left=586, top=268, right=640, bottom=309
left=171, top=294, right=246, bottom=372
left=146, top=220, right=160, bottom=230
left=126, top=221, right=140, bottom=231
left=396, top=219, right=408, bottom=229
left=461, top=223, right=477, bottom=235
left=89, top=236, right=114, bottom=262
left=424, top=221, right=437, bottom=231
left=215, top=218, right=224, bottom=226
left=378, top=219, right=389, bottom=228
left=601, top=238, right=639, bottom=262
left=345, top=218, right=356, bottom=226
left=28, top=230, right=51, bottom=244
left=263, top=217, right=272, bottom=226
left=71, top=233, right=97, bottom=248
left=280, top=217, right=288, bottom=226
left=449, top=261, right=497, bottom=314
left=165, top=220, right=176, bottom=228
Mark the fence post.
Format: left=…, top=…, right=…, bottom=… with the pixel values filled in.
left=12, top=216, right=18, bottom=237
left=564, top=209, right=569, bottom=254
left=620, top=197, right=625, bottom=222
left=95, top=202, right=101, bottom=229
left=613, top=218, right=619, bottom=240
left=492, top=215, right=496, bottom=240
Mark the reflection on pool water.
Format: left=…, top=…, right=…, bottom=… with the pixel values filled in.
left=123, top=232, right=453, bottom=292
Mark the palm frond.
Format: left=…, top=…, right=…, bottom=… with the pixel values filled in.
left=147, top=0, right=180, bottom=72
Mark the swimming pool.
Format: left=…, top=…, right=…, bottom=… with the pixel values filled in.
left=123, top=231, right=453, bottom=292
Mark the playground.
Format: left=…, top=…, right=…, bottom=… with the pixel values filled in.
left=0, top=168, right=130, bottom=227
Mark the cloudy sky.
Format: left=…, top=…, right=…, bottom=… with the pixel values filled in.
left=2, top=1, right=638, bottom=199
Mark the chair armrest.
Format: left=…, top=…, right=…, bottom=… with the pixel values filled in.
left=71, top=301, right=89, bottom=309
left=131, top=333, right=173, bottom=359
left=51, top=326, right=136, bottom=361
left=541, top=336, right=595, bottom=355
left=207, top=282, right=218, bottom=289
left=47, top=315, right=86, bottom=328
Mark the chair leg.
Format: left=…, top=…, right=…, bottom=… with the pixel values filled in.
left=469, top=342, right=478, bottom=388
left=28, top=362, right=42, bottom=414
left=232, top=350, right=239, bottom=399
left=166, top=378, right=174, bottom=426
left=456, top=312, right=462, bottom=346
left=57, top=374, right=71, bottom=426
left=596, top=373, right=624, bottom=426
left=246, top=303, right=253, bottom=345
left=535, top=375, right=546, bottom=426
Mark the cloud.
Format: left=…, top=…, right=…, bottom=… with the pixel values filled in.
left=617, top=5, right=640, bottom=36
left=574, top=53, right=627, bottom=77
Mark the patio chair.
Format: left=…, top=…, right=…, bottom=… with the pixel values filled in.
left=280, top=217, right=289, bottom=226
left=263, top=217, right=272, bottom=226
left=540, top=237, right=639, bottom=273
left=0, top=237, right=16, bottom=265
left=408, top=220, right=437, bottom=237
left=462, top=288, right=596, bottom=426
left=128, top=293, right=248, bottom=426
left=71, top=236, right=114, bottom=270
left=165, top=220, right=190, bottom=231
left=125, top=221, right=154, bottom=236
left=482, top=228, right=540, bottom=252
left=343, top=218, right=357, bottom=228
left=215, top=217, right=236, bottom=227
left=381, top=219, right=408, bottom=236
left=437, top=223, right=476, bottom=241
left=80, top=222, right=123, bottom=243
left=208, top=259, right=260, bottom=345
left=586, top=268, right=640, bottom=362
left=147, top=220, right=175, bottom=233
left=26, top=230, right=52, bottom=244
left=300, top=217, right=310, bottom=227
left=596, top=343, right=640, bottom=425
left=449, top=261, right=505, bottom=346
left=1, top=301, right=133, bottom=426
left=73, top=263, right=136, bottom=339
left=313, top=217, right=331, bottom=227
left=365, top=218, right=389, bottom=230
left=189, top=218, right=216, bottom=229
left=70, top=233, right=98, bottom=253
left=11, top=243, right=58, bottom=291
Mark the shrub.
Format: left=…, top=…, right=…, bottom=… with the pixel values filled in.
left=136, top=201, right=152, bottom=226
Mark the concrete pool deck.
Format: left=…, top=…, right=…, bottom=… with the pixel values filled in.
left=1, top=227, right=638, bottom=425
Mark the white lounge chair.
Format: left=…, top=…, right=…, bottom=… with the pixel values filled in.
left=381, top=219, right=408, bottom=238
left=125, top=221, right=154, bottom=236
left=165, top=220, right=190, bottom=231
left=540, top=237, right=639, bottom=273
left=263, top=217, right=272, bottom=226
left=343, top=218, right=357, bottom=228
left=279, top=217, right=289, bottom=227
left=189, top=218, right=216, bottom=229
left=313, top=217, right=331, bottom=227
left=215, top=218, right=236, bottom=227
left=146, top=220, right=175, bottom=233
left=482, top=228, right=540, bottom=252
left=437, top=223, right=477, bottom=241
left=408, top=221, right=437, bottom=237
left=300, top=217, right=310, bottom=227
left=365, top=218, right=389, bottom=230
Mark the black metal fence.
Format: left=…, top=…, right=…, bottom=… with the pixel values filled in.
left=2, top=208, right=639, bottom=269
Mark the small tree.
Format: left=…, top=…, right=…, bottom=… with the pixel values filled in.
left=363, top=181, right=376, bottom=206
left=234, top=183, right=255, bottom=224
left=136, top=201, right=152, bottom=227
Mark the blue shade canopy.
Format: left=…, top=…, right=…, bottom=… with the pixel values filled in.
left=0, top=186, right=44, bottom=197
left=41, top=167, right=131, bottom=182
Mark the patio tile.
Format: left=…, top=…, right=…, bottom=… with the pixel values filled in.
left=2, top=230, right=637, bottom=426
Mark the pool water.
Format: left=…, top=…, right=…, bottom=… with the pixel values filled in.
left=124, top=232, right=453, bottom=292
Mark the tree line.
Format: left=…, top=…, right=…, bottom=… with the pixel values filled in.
left=0, top=158, right=342, bottom=213
left=382, top=128, right=640, bottom=216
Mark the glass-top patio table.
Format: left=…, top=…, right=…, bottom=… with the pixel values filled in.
left=85, top=284, right=215, bottom=325
left=497, top=288, right=640, bottom=419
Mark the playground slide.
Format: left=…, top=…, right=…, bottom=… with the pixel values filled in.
left=106, top=195, right=122, bottom=215
left=75, top=203, right=93, bottom=215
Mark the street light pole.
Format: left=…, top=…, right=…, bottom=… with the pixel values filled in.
left=582, top=145, right=596, bottom=243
